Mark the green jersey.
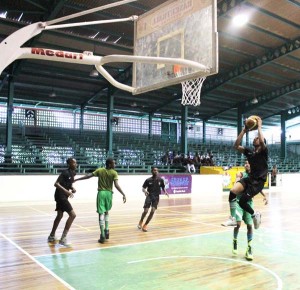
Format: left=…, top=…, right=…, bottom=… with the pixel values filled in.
left=92, top=167, right=118, bottom=191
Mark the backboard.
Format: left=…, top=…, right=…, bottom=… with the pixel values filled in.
left=133, top=0, right=218, bottom=95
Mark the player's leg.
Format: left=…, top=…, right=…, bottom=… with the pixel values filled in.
left=138, top=208, right=149, bottom=229
left=104, top=211, right=110, bottom=239
left=244, top=201, right=254, bottom=260
left=142, top=207, right=156, bottom=232
left=59, top=209, right=76, bottom=246
left=97, top=190, right=112, bottom=243
left=48, top=208, right=63, bottom=242
left=239, top=180, right=264, bottom=229
left=232, top=201, right=243, bottom=255
left=98, top=213, right=105, bottom=243
left=138, top=195, right=151, bottom=229
left=232, top=221, right=241, bottom=255
left=142, top=197, right=159, bottom=232
left=222, top=181, right=244, bottom=226
left=245, top=223, right=254, bottom=260
left=103, top=191, right=113, bottom=240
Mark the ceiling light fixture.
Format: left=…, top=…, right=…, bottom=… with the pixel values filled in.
left=250, top=97, right=258, bottom=104
left=232, top=13, right=249, bottom=26
left=89, top=69, right=99, bottom=77
left=49, top=89, right=56, bottom=98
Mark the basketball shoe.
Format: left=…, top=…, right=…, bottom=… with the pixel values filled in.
left=232, top=239, right=238, bottom=255
left=221, top=216, right=237, bottom=227
left=245, top=245, right=253, bottom=261
left=252, top=212, right=261, bottom=229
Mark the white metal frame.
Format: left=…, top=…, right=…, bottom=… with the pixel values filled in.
left=0, top=0, right=209, bottom=94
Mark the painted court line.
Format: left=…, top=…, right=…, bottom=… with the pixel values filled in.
left=35, top=229, right=228, bottom=258
left=128, top=255, right=283, bottom=290
left=0, top=232, right=75, bottom=290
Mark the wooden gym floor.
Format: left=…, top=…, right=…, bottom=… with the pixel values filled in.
left=0, top=186, right=299, bottom=290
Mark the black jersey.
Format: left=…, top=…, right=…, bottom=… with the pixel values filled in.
left=54, top=169, right=76, bottom=201
left=142, top=176, right=165, bottom=196
left=244, top=146, right=268, bottom=181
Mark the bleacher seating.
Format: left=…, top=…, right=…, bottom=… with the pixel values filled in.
left=0, top=125, right=300, bottom=174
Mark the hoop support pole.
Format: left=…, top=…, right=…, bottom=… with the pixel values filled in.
left=44, top=16, right=138, bottom=30
left=44, top=0, right=139, bottom=26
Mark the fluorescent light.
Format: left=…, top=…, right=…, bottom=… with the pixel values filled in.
left=232, top=13, right=249, bottom=27
left=0, top=11, right=7, bottom=19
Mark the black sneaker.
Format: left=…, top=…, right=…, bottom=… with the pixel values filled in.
left=105, top=229, right=109, bottom=239
left=232, top=239, right=238, bottom=255
left=98, top=235, right=105, bottom=244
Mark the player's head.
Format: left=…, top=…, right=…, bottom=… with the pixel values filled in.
left=67, top=157, right=77, bottom=170
left=253, top=136, right=266, bottom=147
left=244, top=160, right=250, bottom=172
left=151, top=167, right=158, bottom=176
left=106, top=158, right=115, bottom=169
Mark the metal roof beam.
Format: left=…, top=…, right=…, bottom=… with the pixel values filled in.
left=202, top=37, right=300, bottom=94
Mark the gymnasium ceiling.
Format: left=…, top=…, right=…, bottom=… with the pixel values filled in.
left=0, top=0, right=300, bottom=128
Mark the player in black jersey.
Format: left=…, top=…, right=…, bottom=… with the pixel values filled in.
left=138, top=167, right=169, bottom=232
left=222, top=116, right=267, bottom=229
left=48, top=157, right=77, bottom=246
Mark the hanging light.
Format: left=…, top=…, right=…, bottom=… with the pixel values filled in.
left=89, top=68, right=99, bottom=77
left=49, top=89, right=56, bottom=98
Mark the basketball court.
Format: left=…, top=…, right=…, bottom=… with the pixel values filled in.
left=0, top=185, right=299, bottom=289
left=0, top=1, right=299, bottom=289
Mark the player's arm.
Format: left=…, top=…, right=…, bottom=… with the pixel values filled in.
left=142, top=187, right=149, bottom=196
left=260, top=191, right=268, bottom=205
left=234, top=128, right=247, bottom=153
left=74, top=173, right=93, bottom=182
left=256, top=116, right=266, bottom=150
left=114, top=179, right=126, bottom=203
left=54, top=176, right=74, bottom=198
left=162, top=188, right=169, bottom=198
left=161, top=180, right=169, bottom=197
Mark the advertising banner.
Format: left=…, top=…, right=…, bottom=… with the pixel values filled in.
left=160, top=174, right=192, bottom=194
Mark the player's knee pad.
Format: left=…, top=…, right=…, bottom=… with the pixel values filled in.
left=99, top=214, right=105, bottom=221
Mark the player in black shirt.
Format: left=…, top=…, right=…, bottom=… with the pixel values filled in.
left=138, top=167, right=169, bottom=232
left=48, top=157, right=77, bottom=246
left=222, top=116, right=267, bottom=230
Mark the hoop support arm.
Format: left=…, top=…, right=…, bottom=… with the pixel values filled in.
left=44, top=16, right=138, bottom=30
left=0, top=22, right=44, bottom=75
left=45, top=0, right=139, bottom=26
left=99, top=55, right=210, bottom=72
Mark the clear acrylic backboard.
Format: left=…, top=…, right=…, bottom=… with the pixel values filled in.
left=133, top=0, right=218, bottom=95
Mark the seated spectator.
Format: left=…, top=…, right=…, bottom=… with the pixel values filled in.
left=161, top=152, right=169, bottom=165
left=186, top=155, right=196, bottom=173
left=193, top=152, right=201, bottom=172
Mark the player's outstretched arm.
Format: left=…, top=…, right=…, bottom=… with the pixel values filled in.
left=74, top=173, right=93, bottom=182
left=234, top=128, right=246, bottom=153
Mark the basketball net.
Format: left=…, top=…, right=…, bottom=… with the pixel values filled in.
left=173, top=65, right=206, bottom=106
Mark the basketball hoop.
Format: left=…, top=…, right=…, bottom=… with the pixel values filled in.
left=173, top=65, right=206, bottom=106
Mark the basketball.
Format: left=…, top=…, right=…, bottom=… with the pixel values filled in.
left=245, top=115, right=259, bottom=131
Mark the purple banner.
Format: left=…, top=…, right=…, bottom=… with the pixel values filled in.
left=160, top=174, right=192, bottom=194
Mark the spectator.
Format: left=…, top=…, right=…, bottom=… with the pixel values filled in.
left=187, top=154, right=196, bottom=173
left=271, top=164, right=278, bottom=186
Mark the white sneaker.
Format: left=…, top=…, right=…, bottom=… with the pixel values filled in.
left=59, top=237, right=71, bottom=247
left=221, top=216, right=237, bottom=226
left=252, top=212, right=261, bottom=229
